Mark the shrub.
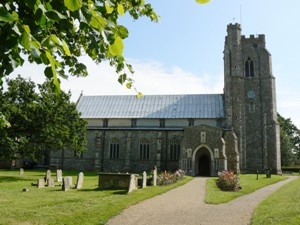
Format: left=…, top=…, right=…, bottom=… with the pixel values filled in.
left=157, top=169, right=185, bottom=186
left=216, top=170, right=240, bottom=192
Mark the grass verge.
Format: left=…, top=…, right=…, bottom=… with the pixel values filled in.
left=205, top=174, right=287, bottom=204
left=252, top=177, right=300, bottom=225
left=0, top=169, right=192, bottom=225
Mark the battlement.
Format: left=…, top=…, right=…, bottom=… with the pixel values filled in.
left=241, top=34, right=265, bottom=46
left=227, top=23, right=241, bottom=29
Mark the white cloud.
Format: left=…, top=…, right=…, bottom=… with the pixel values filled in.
left=9, top=56, right=224, bottom=102
left=9, top=56, right=300, bottom=128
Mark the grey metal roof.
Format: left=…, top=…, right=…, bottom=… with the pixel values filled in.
left=76, top=94, right=225, bottom=119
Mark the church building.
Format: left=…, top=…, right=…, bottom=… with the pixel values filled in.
left=50, top=23, right=282, bottom=176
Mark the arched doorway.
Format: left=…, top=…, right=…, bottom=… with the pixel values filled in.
left=195, top=147, right=211, bottom=176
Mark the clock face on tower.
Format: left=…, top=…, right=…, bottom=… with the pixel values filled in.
left=247, top=90, right=256, bottom=99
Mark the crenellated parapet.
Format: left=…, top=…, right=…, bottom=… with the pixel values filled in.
left=242, top=34, right=265, bottom=47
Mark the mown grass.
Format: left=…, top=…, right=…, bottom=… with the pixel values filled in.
left=252, top=177, right=300, bottom=225
left=205, top=174, right=287, bottom=204
left=0, top=169, right=193, bottom=225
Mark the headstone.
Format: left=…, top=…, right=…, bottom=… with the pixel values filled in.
left=75, top=172, right=84, bottom=189
left=19, top=168, right=24, bottom=175
left=46, top=170, right=51, bottom=181
left=62, top=176, right=72, bottom=191
left=47, top=178, right=55, bottom=187
left=37, top=178, right=45, bottom=188
left=56, top=169, right=63, bottom=182
left=142, top=171, right=147, bottom=188
left=128, top=174, right=137, bottom=193
left=153, top=166, right=157, bottom=186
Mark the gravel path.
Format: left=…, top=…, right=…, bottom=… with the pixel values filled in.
left=106, top=176, right=297, bottom=225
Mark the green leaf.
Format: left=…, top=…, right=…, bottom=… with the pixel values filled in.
left=195, top=0, right=211, bottom=4
left=45, top=10, right=66, bottom=21
left=50, top=34, right=60, bottom=45
left=0, top=5, right=17, bottom=22
left=126, top=63, right=134, bottom=74
left=108, top=36, right=124, bottom=57
left=34, top=8, right=47, bottom=27
left=23, top=25, right=31, bottom=34
left=64, top=0, right=82, bottom=11
left=62, top=39, right=72, bottom=56
left=126, top=82, right=132, bottom=89
left=20, top=31, right=31, bottom=50
left=45, top=52, right=61, bottom=93
left=136, top=92, right=143, bottom=100
left=117, top=25, right=128, bottom=39
left=105, top=2, right=114, bottom=14
left=89, top=15, right=106, bottom=31
left=52, top=77, right=61, bottom=94
left=117, top=4, right=125, bottom=16
left=44, top=66, right=53, bottom=79
left=118, top=74, right=127, bottom=85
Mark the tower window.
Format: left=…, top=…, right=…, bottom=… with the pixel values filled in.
left=245, top=57, right=254, bottom=77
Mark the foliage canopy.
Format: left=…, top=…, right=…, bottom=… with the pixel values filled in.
left=0, top=0, right=158, bottom=92
left=0, top=76, right=87, bottom=161
left=278, top=113, right=300, bottom=166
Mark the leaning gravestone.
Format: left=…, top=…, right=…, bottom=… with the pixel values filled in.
left=37, top=178, right=45, bottom=188
left=19, top=168, right=24, bottom=175
left=75, top=172, right=84, bottom=189
left=142, top=171, right=147, bottom=188
left=56, top=169, right=63, bottom=182
left=62, top=176, right=72, bottom=191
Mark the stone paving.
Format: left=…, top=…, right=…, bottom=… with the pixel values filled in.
left=106, top=176, right=297, bottom=225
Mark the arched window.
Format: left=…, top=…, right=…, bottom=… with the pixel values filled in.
left=245, top=57, right=254, bottom=77
left=140, top=139, right=150, bottom=160
left=169, top=139, right=180, bottom=161
left=110, top=138, right=119, bottom=159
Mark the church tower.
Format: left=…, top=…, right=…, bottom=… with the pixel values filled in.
left=224, top=23, right=281, bottom=174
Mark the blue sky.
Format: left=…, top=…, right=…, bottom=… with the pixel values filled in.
left=10, top=0, right=300, bottom=127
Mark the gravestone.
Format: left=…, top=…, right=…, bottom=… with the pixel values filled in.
left=47, top=178, right=55, bottom=187
left=37, top=178, right=45, bottom=188
left=153, top=166, right=157, bottom=186
left=19, top=168, right=24, bottom=175
left=56, top=169, right=63, bottom=182
left=142, top=171, right=147, bottom=188
left=128, top=174, right=137, bottom=193
left=46, top=170, right=51, bottom=181
left=62, top=176, right=72, bottom=191
left=75, top=172, right=84, bottom=189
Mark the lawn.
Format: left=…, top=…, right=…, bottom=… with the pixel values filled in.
left=252, top=177, right=300, bottom=225
left=0, top=169, right=295, bottom=225
left=0, top=169, right=192, bottom=225
left=205, top=174, right=287, bottom=204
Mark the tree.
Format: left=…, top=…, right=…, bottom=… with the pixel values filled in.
left=0, top=76, right=87, bottom=162
left=0, top=1, right=158, bottom=93
left=0, top=1, right=210, bottom=91
left=278, top=113, right=300, bottom=166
